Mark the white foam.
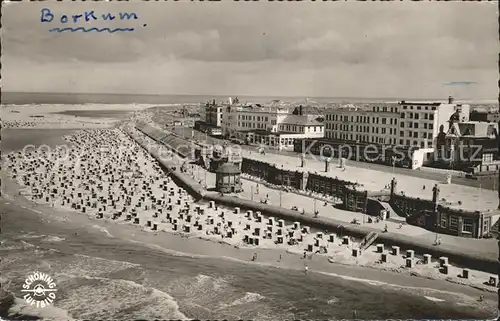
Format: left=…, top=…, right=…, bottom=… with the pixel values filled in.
left=92, top=225, right=113, bottom=238
left=43, top=236, right=66, bottom=242
left=225, top=292, right=265, bottom=307
left=63, top=276, right=187, bottom=319
left=7, top=296, right=75, bottom=320
left=195, top=274, right=212, bottom=285
left=424, top=296, right=446, bottom=302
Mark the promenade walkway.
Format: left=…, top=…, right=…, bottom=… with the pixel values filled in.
left=242, top=149, right=498, bottom=213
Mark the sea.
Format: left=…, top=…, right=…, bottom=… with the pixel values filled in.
left=2, top=91, right=498, bottom=106
left=0, top=96, right=498, bottom=320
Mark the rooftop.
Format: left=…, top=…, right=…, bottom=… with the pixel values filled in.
left=281, top=115, right=323, bottom=126
left=291, top=105, right=323, bottom=116
left=216, top=162, right=241, bottom=175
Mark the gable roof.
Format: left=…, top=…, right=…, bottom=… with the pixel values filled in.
left=281, top=115, right=324, bottom=126
left=291, top=106, right=323, bottom=116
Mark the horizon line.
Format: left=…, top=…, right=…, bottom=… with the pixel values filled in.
left=3, top=91, right=496, bottom=102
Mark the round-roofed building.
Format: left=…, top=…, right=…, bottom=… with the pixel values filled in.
left=215, top=163, right=242, bottom=193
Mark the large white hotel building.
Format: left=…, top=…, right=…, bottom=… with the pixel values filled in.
left=222, top=104, right=324, bottom=149
left=324, top=97, right=470, bottom=149
left=198, top=100, right=325, bottom=150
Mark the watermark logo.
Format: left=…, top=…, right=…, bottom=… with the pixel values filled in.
left=21, top=271, right=57, bottom=308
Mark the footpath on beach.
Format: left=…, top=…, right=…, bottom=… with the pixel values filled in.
left=128, top=123, right=499, bottom=276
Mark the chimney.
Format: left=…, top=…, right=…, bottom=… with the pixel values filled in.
left=448, top=96, right=454, bottom=104
left=299, top=105, right=303, bottom=116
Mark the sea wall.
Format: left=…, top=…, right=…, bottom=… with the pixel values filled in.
left=125, top=129, right=205, bottom=200
left=127, top=126, right=497, bottom=273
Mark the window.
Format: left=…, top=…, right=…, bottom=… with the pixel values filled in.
left=415, top=114, right=419, bottom=120
left=414, top=123, right=419, bottom=129
left=427, top=133, right=432, bottom=139
left=409, top=113, right=413, bottom=119
left=400, top=131, right=404, bottom=136
left=406, top=139, right=410, bottom=145
left=429, top=124, right=433, bottom=130
left=403, top=106, right=407, bottom=110
left=482, top=153, right=494, bottom=163
left=409, top=122, right=413, bottom=128
left=400, top=113, right=405, bottom=118
left=429, top=114, right=434, bottom=120
left=462, top=218, right=473, bottom=233
left=424, top=123, right=427, bottom=129
left=483, top=218, right=490, bottom=233
left=400, top=122, right=405, bottom=127
left=399, top=139, right=404, bottom=145
left=413, top=132, right=418, bottom=138
left=420, top=142, right=425, bottom=148
left=449, top=216, right=458, bottom=230
left=440, top=214, right=447, bottom=228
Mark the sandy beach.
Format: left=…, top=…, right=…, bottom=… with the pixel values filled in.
left=1, top=105, right=498, bottom=320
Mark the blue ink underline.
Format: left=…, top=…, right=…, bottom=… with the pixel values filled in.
left=49, top=27, right=135, bottom=33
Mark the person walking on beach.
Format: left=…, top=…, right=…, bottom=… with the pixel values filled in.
left=278, top=254, right=282, bottom=262
left=304, top=264, right=308, bottom=275
left=252, top=252, right=257, bottom=261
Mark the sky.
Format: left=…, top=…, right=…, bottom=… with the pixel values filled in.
left=2, top=1, right=499, bottom=100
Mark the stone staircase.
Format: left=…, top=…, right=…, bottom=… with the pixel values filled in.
left=358, top=231, right=379, bottom=252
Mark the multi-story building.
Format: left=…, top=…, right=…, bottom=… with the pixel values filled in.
left=196, top=100, right=224, bottom=136
left=324, top=97, right=470, bottom=149
left=434, top=120, right=499, bottom=173
left=319, top=97, right=471, bottom=169
left=221, top=104, right=324, bottom=150
left=398, top=97, right=470, bottom=149
left=199, top=100, right=223, bottom=127
left=221, top=105, right=290, bottom=137
left=324, top=104, right=400, bottom=145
